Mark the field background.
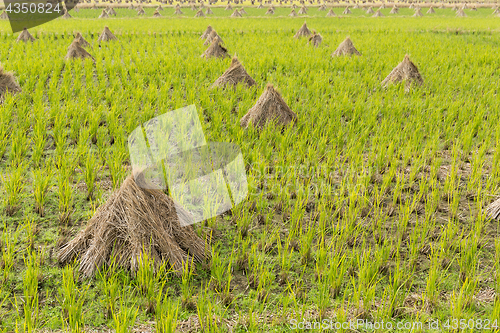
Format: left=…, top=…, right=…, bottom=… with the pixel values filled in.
left=1, top=6, right=500, bottom=333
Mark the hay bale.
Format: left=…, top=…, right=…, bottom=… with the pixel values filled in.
left=128, top=3, right=135, bottom=9
left=409, top=3, right=414, bottom=9
left=153, top=9, right=162, bottom=17
left=438, top=4, right=444, bottom=9
left=65, top=40, right=94, bottom=61
left=413, top=7, right=423, bottom=16
left=0, top=64, right=22, bottom=101
left=201, top=38, right=229, bottom=59
left=372, top=9, right=383, bottom=17
left=381, top=54, right=423, bottom=91
left=289, top=9, right=297, bottom=16
left=486, top=198, right=500, bottom=220
left=265, top=7, right=274, bottom=14
left=62, top=9, right=72, bottom=18
left=174, top=7, right=184, bottom=14
left=326, top=8, right=336, bottom=16
left=239, top=7, right=247, bottom=14
left=0, top=11, right=9, bottom=20
left=493, top=7, right=499, bottom=14
left=97, top=26, right=118, bottom=42
left=298, top=6, right=307, bottom=13
left=203, top=30, right=221, bottom=45
left=365, top=6, right=374, bottom=14
left=206, top=7, right=214, bottom=14
left=426, top=6, right=435, bottom=14
left=240, top=84, right=297, bottom=130
left=156, top=5, right=164, bottom=10
left=225, top=3, right=233, bottom=9
left=379, top=3, right=385, bottom=9
left=389, top=5, right=398, bottom=13
left=294, top=22, right=311, bottom=38
left=201, top=25, right=213, bottom=39
left=137, top=8, right=145, bottom=15
left=452, top=5, right=458, bottom=10
left=308, top=31, right=322, bottom=47
left=195, top=9, right=205, bottom=16
left=332, top=37, right=360, bottom=56
left=257, top=3, right=264, bottom=8
left=211, top=56, right=256, bottom=88
left=74, top=32, right=91, bottom=48
left=318, top=4, right=326, bottom=11
left=16, top=28, right=35, bottom=43
left=230, top=9, right=242, bottom=16
left=99, top=9, right=109, bottom=18
left=57, top=175, right=211, bottom=279
left=456, top=8, right=467, bottom=16
left=353, top=3, right=359, bottom=9
left=108, top=7, right=117, bottom=15
left=342, top=7, right=351, bottom=14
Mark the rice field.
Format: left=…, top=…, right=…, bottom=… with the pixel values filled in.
left=1, top=5, right=500, bottom=332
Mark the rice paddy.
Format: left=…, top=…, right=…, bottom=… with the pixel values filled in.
left=1, top=4, right=500, bottom=332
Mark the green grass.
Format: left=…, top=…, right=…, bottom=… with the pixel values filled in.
left=0, top=8, right=500, bottom=332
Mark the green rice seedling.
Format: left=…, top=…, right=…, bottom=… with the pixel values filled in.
left=450, top=278, right=477, bottom=318
left=277, top=231, right=293, bottom=283
left=9, top=129, right=29, bottom=167
left=386, top=251, right=409, bottom=318
left=0, top=119, right=9, bottom=161
left=23, top=216, right=37, bottom=251
left=315, top=275, right=330, bottom=319
left=197, top=284, right=219, bottom=333
left=255, top=265, right=273, bottom=306
left=495, top=239, right=500, bottom=299
left=76, top=126, right=91, bottom=164
left=57, top=172, right=73, bottom=224
left=426, top=250, right=443, bottom=307
left=155, top=286, right=179, bottom=333
left=107, top=149, right=127, bottom=189
left=1, top=162, right=26, bottom=216
left=16, top=249, right=41, bottom=332
left=82, top=150, right=100, bottom=200
left=32, top=168, right=52, bottom=217
left=111, top=293, right=138, bottom=333
left=1, top=224, right=20, bottom=283
left=135, top=250, right=157, bottom=314
left=180, top=257, right=195, bottom=310
left=299, top=225, right=314, bottom=265
left=327, top=251, right=347, bottom=299
left=59, top=265, right=88, bottom=333
left=210, top=244, right=232, bottom=295
left=314, top=238, right=328, bottom=280
left=97, top=262, right=120, bottom=320
left=31, top=118, right=47, bottom=167
left=220, top=259, right=234, bottom=307
left=458, top=234, right=479, bottom=283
